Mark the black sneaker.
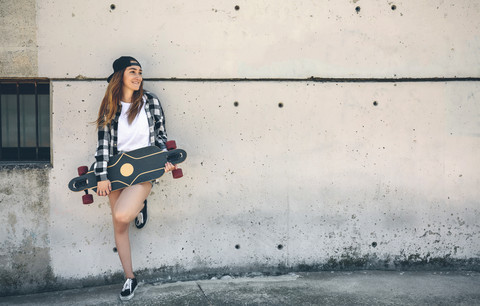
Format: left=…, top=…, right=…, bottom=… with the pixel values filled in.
left=135, top=200, right=147, bottom=229
left=120, top=278, right=138, bottom=301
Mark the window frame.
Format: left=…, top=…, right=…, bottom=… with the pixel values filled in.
left=0, top=79, right=51, bottom=166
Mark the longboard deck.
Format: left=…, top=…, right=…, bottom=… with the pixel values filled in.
left=68, top=146, right=187, bottom=193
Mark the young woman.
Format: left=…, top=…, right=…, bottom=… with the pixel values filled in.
left=94, top=56, right=176, bottom=301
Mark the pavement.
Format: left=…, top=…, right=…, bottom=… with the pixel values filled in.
left=1, top=271, right=479, bottom=306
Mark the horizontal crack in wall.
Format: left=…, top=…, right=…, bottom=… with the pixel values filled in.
left=43, top=77, right=480, bottom=83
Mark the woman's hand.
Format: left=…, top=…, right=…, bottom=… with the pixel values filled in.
left=164, top=162, right=177, bottom=173
left=97, top=180, right=112, bottom=196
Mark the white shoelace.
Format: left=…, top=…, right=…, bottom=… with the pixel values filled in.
left=122, top=279, right=132, bottom=292
left=136, top=213, right=144, bottom=226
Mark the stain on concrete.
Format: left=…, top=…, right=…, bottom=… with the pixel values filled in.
left=0, top=243, right=55, bottom=296
left=7, top=212, right=17, bottom=235
left=0, top=187, right=13, bottom=195
left=0, top=167, right=51, bottom=296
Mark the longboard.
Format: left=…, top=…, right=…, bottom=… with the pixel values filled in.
left=68, top=142, right=186, bottom=204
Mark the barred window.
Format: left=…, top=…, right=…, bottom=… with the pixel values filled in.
left=0, top=80, right=50, bottom=163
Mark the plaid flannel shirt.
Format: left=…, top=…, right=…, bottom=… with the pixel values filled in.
left=94, top=91, right=167, bottom=182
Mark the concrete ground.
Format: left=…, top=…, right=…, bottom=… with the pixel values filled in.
left=1, top=271, right=479, bottom=306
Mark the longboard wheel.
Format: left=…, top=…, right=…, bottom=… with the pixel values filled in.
left=166, top=140, right=177, bottom=151
left=78, top=166, right=89, bottom=176
left=82, top=194, right=94, bottom=205
left=172, top=168, right=183, bottom=179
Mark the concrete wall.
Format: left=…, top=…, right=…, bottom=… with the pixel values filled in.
left=1, top=0, right=480, bottom=296
left=36, top=1, right=480, bottom=79
left=0, top=0, right=53, bottom=296
left=0, top=0, right=37, bottom=77
left=0, top=167, right=52, bottom=295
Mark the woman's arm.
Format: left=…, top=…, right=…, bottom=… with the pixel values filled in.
left=146, top=91, right=168, bottom=150
left=94, top=124, right=111, bottom=182
left=94, top=124, right=113, bottom=196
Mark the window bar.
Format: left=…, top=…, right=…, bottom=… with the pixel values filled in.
left=16, top=82, right=21, bottom=160
left=35, top=81, right=39, bottom=160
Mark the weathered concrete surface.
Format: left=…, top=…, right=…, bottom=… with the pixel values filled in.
left=46, top=80, right=480, bottom=291
left=0, top=167, right=52, bottom=296
left=0, top=0, right=38, bottom=77
left=1, top=0, right=480, bottom=297
left=1, top=271, right=479, bottom=305
left=37, top=0, right=480, bottom=79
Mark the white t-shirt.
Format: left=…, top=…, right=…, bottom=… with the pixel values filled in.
left=117, top=101, right=150, bottom=152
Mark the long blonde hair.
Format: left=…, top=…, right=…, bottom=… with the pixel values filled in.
left=95, top=69, right=144, bottom=128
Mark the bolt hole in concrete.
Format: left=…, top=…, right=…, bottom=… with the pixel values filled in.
left=373, top=101, right=378, bottom=106
left=235, top=244, right=240, bottom=249
left=235, top=5, right=240, bottom=11
left=277, top=244, right=284, bottom=250
left=110, top=4, right=116, bottom=10
left=278, top=102, right=284, bottom=108
left=355, top=6, right=361, bottom=13
left=391, top=5, right=397, bottom=10
left=372, top=242, right=377, bottom=248
left=113, top=247, right=118, bottom=253
left=234, top=101, right=239, bottom=107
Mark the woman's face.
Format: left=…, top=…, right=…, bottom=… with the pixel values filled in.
left=122, top=65, right=143, bottom=92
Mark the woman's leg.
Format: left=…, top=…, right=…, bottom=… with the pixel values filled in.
left=109, top=182, right=152, bottom=278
